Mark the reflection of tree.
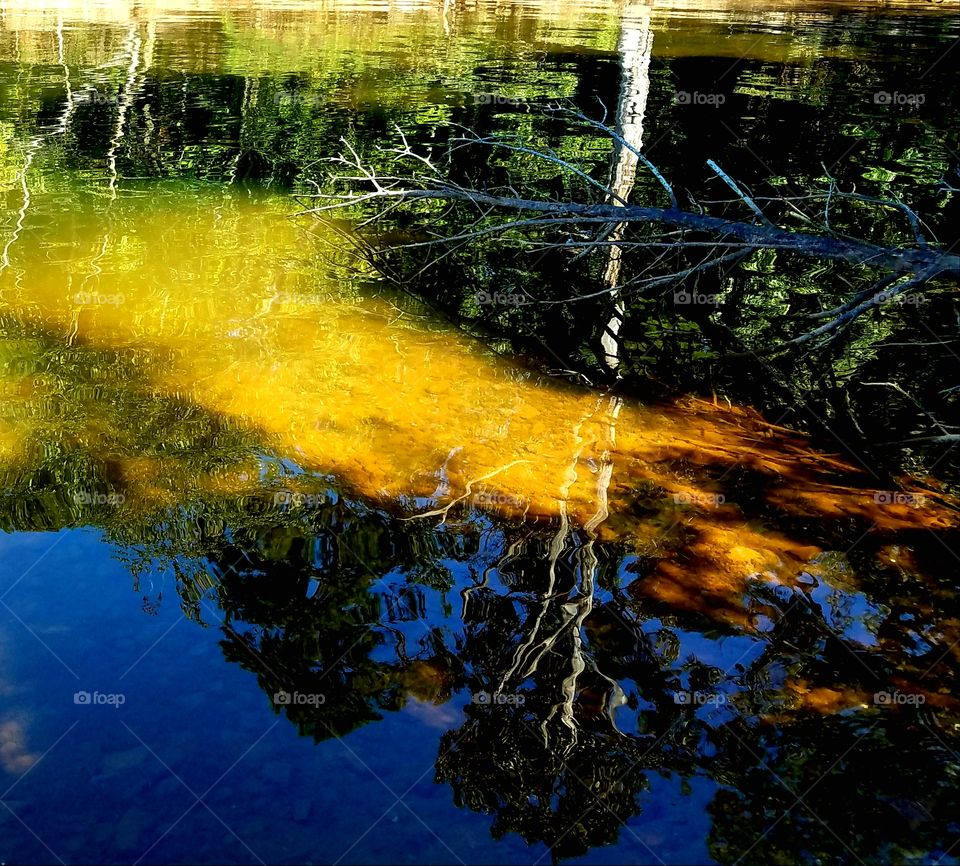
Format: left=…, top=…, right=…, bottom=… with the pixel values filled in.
left=3, top=305, right=960, bottom=864
left=2, top=435, right=960, bottom=863
left=438, top=708, right=652, bottom=862
left=195, top=500, right=465, bottom=740
left=435, top=532, right=960, bottom=864
left=176, top=505, right=960, bottom=864
left=438, top=532, right=669, bottom=861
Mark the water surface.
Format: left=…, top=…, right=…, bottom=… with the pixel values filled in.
left=1, top=2, right=960, bottom=864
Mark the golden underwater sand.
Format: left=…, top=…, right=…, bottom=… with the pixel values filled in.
left=0, top=186, right=956, bottom=687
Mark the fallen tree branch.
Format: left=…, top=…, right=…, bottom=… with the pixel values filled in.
left=301, top=122, right=960, bottom=354
left=302, top=183, right=959, bottom=278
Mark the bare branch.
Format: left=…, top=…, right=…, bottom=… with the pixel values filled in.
left=561, top=109, right=679, bottom=210
left=303, top=126, right=960, bottom=354
left=759, top=265, right=943, bottom=354
left=706, top=159, right=774, bottom=227
left=303, top=181, right=960, bottom=279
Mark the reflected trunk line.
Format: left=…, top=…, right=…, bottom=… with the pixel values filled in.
left=0, top=40, right=40, bottom=287
left=582, top=396, right=622, bottom=536
left=496, top=507, right=571, bottom=694
left=461, top=534, right=525, bottom=619
left=54, top=14, right=75, bottom=136
left=549, top=395, right=624, bottom=748
left=229, top=77, right=254, bottom=185
left=584, top=396, right=627, bottom=731
left=0, top=141, right=36, bottom=283
left=139, top=19, right=157, bottom=149
left=84, top=22, right=142, bottom=299
left=549, top=541, right=600, bottom=752
left=441, top=0, right=452, bottom=36
left=106, top=22, right=142, bottom=200
left=518, top=399, right=623, bottom=749
left=430, top=445, right=463, bottom=502
left=502, top=399, right=602, bottom=691
left=601, top=1, right=653, bottom=375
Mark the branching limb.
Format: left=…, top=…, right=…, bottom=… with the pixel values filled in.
left=304, top=125, right=960, bottom=355
left=706, top=159, right=774, bottom=227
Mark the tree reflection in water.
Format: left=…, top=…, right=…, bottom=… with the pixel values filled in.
left=2, top=285, right=958, bottom=864
left=111, top=482, right=956, bottom=865
left=1, top=1, right=959, bottom=861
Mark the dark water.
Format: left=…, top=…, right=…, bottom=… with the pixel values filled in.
left=1, top=2, right=960, bottom=864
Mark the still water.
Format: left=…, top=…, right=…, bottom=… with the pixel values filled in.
left=1, top=1, right=959, bottom=864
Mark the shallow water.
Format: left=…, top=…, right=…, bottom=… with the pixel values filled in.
left=1, top=2, right=960, bottom=864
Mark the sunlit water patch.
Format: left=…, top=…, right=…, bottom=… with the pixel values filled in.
left=0, top=176, right=957, bottom=864
left=1, top=1, right=960, bottom=865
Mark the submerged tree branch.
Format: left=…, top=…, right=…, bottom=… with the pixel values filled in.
left=302, top=121, right=960, bottom=354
